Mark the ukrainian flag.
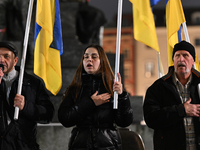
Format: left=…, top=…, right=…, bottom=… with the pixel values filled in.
left=130, top=0, right=164, bottom=77
left=166, top=0, right=199, bottom=71
left=34, top=0, right=63, bottom=95
left=130, top=0, right=159, bottom=52
left=166, top=0, right=185, bottom=66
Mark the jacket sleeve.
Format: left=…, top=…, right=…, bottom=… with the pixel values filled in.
left=114, top=91, right=133, bottom=127
left=143, top=81, right=186, bottom=129
left=20, top=78, right=54, bottom=124
left=58, top=93, right=96, bottom=127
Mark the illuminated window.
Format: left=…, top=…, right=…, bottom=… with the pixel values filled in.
left=195, top=38, right=200, bottom=46
left=145, top=62, right=154, bottom=78
left=124, top=68, right=131, bottom=79
left=191, top=12, right=200, bottom=25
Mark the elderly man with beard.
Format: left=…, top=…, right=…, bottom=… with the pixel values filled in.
left=143, top=40, right=200, bottom=150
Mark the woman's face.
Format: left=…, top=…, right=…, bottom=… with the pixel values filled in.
left=83, top=47, right=100, bottom=74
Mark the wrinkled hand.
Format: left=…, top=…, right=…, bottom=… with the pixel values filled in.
left=0, top=67, right=4, bottom=84
left=91, top=91, right=111, bottom=106
left=184, top=98, right=200, bottom=117
left=14, top=94, right=25, bottom=111
left=113, top=73, right=123, bottom=94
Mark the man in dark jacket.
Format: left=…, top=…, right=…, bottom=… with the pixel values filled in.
left=0, top=41, right=54, bottom=150
left=143, top=40, right=200, bottom=150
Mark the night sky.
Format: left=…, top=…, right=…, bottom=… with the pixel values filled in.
left=89, top=0, right=200, bottom=23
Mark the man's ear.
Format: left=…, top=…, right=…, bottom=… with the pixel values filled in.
left=14, top=56, right=19, bottom=66
left=192, top=64, right=195, bottom=68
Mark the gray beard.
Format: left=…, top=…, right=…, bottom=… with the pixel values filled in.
left=175, top=67, right=190, bottom=75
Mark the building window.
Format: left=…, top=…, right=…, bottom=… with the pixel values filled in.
left=195, top=17, right=200, bottom=25
left=145, top=62, right=154, bottom=78
left=191, top=12, right=200, bottom=25
left=106, top=49, right=113, bottom=53
left=124, top=68, right=131, bottom=79
left=195, top=38, right=200, bottom=46
left=123, top=48, right=130, bottom=59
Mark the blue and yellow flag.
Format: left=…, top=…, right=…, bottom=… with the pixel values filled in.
left=166, top=0, right=185, bottom=67
left=130, top=0, right=164, bottom=77
left=34, top=0, right=63, bottom=95
left=166, top=0, right=200, bottom=70
left=130, top=0, right=160, bottom=52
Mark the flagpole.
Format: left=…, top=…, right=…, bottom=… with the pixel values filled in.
left=14, top=0, right=34, bottom=120
left=114, top=0, right=123, bottom=109
left=182, top=22, right=200, bottom=100
left=182, top=22, right=190, bottom=43
left=157, top=52, right=161, bottom=78
left=157, top=51, right=164, bottom=78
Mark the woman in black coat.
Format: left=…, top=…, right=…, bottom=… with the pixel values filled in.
left=58, top=44, right=133, bottom=150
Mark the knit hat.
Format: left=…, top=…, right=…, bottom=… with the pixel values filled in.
left=0, top=41, right=18, bottom=57
left=172, top=40, right=195, bottom=61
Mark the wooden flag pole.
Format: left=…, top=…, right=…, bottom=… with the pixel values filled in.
left=114, top=0, right=123, bottom=109
left=14, top=0, right=34, bottom=120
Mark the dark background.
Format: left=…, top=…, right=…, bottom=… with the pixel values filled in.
left=89, top=0, right=200, bottom=25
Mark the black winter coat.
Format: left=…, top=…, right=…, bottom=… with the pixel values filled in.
left=0, top=67, right=54, bottom=150
left=58, top=73, right=133, bottom=150
left=143, top=66, right=200, bottom=150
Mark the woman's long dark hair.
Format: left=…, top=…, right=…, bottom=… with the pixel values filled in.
left=63, top=44, right=115, bottom=100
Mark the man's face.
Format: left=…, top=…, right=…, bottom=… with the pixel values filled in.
left=0, top=48, right=18, bottom=74
left=173, top=50, right=194, bottom=77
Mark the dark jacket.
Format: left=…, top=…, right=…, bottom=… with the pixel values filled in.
left=58, top=73, right=133, bottom=150
left=0, top=67, right=54, bottom=150
left=143, top=66, right=200, bottom=150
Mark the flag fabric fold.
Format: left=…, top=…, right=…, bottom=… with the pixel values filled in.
left=34, top=0, right=63, bottom=95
